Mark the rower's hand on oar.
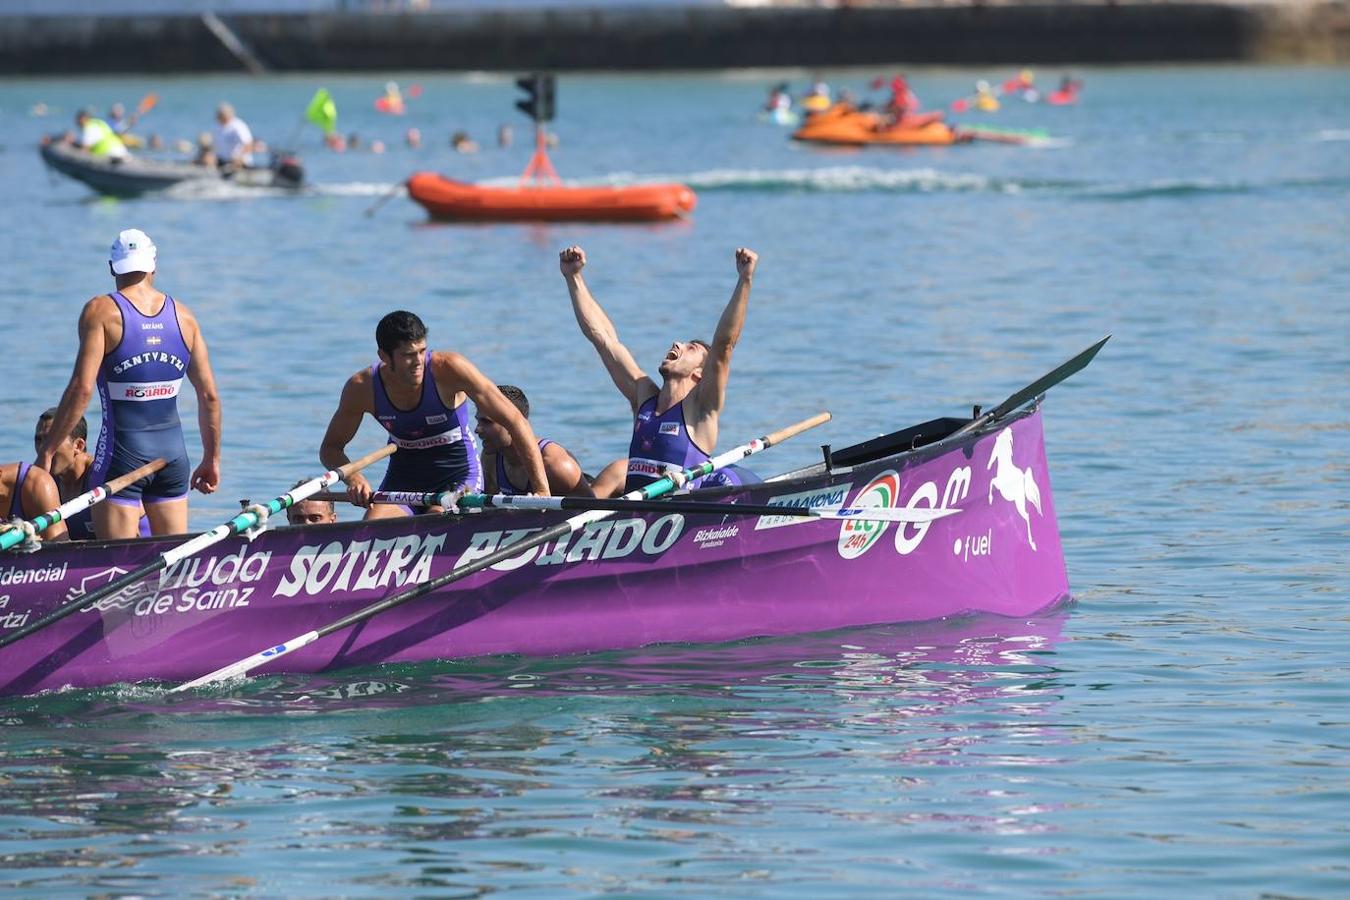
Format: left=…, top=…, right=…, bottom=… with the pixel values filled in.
left=559, top=245, right=586, bottom=276
left=344, top=472, right=374, bottom=508
left=735, top=247, right=758, bottom=280
left=191, top=458, right=220, bottom=494
left=662, top=465, right=689, bottom=491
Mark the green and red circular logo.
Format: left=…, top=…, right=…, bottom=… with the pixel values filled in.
left=837, top=470, right=900, bottom=560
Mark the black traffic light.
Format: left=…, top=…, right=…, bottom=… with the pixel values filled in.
left=515, top=73, right=556, bottom=123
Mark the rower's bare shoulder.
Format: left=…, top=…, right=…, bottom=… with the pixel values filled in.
left=430, top=349, right=471, bottom=372
left=80, top=293, right=117, bottom=322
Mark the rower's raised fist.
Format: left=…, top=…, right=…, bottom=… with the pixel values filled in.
left=735, top=247, right=758, bottom=279
left=559, top=246, right=586, bottom=276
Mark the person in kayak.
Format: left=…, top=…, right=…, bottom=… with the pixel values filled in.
left=559, top=244, right=758, bottom=497
left=320, top=310, right=549, bottom=518
left=68, top=108, right=129, bottom=160
left=477, top=385, right=593, bottom=498
left=213, top=103, right=255, bottom=169
left=33, top=409, right=149, bottom=541
left=36, top=229, right=222, bottom=539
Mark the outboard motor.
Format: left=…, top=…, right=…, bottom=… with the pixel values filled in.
left=274, top=154, right=304, bottom=187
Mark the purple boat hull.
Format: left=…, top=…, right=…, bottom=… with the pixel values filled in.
left=0, top=406, right=1068, bottom=696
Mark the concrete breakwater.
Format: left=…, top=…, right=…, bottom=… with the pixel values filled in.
left=1, top=2, right=1346, bottom=74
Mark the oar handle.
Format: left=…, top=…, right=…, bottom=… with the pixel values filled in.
left=336, top=443, right=396, bottom=480
left=102, top=458, right=168, bottom=496
left=764, top=412, right=831, bottom=448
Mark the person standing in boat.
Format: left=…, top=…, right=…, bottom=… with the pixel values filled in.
left=0, top=458, right=67, bottom=544
left=212, top=103, right=255, bottom=170
left=477, top=385, right=593, bottom=498
left=33, top=410, right=149, bottom=541
left=319, top=311, right=550, bottom=518
left=559, top=245, right=758, bottom=497
left=36, top=229, right=222, bottom=539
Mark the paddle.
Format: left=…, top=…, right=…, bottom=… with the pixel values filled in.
left=364, top=179, right=406, bottom=217
left=0, top=458, right=166, bottom=553
left=0, top=445, right=395, bottom=652
left=173, top=412, right=831, bottom=691
left=315, top=488, right=957, bottom=525
left=950, top=334, right=1111, bottom=440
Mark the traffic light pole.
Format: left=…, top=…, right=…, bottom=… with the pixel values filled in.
left=518, top=123, right=561, bottom=186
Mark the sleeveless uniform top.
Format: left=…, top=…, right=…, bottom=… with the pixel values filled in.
left=625, top=396, right=712, bottom=493
left=8, top=462, right=30, bottom=519
left=372, top=351, right=482, bottom=493
left=95, top=292, right=191, bottom=459
left=495, top=439, right=554, bottom=496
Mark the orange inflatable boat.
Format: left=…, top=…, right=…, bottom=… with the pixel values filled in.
left=792, top=103, right=972, bottom=147
left=407, top=173, right=697, bottom=223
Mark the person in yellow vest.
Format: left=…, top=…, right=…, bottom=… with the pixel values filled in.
left=70, top=108, right=129, bottom=160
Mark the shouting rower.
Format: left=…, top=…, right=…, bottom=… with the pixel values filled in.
left=320, top=310, right=550, bottom=518
left=36, top=229, right=222, bottom=538
left=560, top=245, right=758, bottom=497
left=34, top=409, right=149, bottom=541
left=477, top=385, right=593, bottom=498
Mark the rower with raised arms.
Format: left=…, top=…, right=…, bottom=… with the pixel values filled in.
left=559, top=244, right=758, bottom=497
left=320, top=310, right=550, bottom=518
left=36, top=229, right=222, bottom=538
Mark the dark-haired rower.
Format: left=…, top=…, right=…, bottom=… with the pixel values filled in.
left=34, top=409, right=149, bottom=541
left=477, top=385, right=593, bottom=498
left=560, top=245, right=758, bottom=498
left=320, top=310, right=550, bottom=519
left=0, top=459, right=66, bottom=543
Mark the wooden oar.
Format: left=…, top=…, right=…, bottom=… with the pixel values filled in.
left=319, top=488, right=956, bottom=524
left=0, top=458, right=166, bottom=553
left=173, top=412, right=830, bottom=691
left=950, top=334, right=1111, bottom=440
left=0, top=445, right=395, bottom=652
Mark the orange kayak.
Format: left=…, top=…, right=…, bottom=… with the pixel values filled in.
left=792, top=104, right=971, bottom=147
left=407, top=173, right=697, bottom=222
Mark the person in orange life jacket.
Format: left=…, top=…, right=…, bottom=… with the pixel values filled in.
left=559, top=245, right=758, bottom=499
left=36, top=229, right=222, bottom=539
left=319, top=310, right=550, bottom=520
left=34, top=409, right=150, bottom=541
left=477, top=385, right=593, bottom=498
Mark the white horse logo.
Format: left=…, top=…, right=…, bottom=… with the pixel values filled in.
left=987, top=428, right=1042, bottom=549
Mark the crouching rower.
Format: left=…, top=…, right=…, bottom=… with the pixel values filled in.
left=34, top=409, right=149, bottom=540
left=560, top=245, right=759, bottom=498
left=0, top=459, right=67, bottom=543
left=36, top=229, right=222, bottom=538
left=320, top=310, right=550, bottom=518
left=477, top=385, right=593, bottom=498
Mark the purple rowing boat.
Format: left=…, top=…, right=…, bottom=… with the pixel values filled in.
left=0, top=402, right=1070, bottom=697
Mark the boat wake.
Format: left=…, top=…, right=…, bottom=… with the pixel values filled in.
left=175, top=168, right=1350, bottom=205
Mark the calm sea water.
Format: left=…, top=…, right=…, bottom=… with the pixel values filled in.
left=1, top=66, right=1347, bottom=895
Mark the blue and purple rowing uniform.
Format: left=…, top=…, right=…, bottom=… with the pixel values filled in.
left=8, top=462, right=30, bottom=518
left=495, top=439, right=553, bottom=496
left=697, top=464, right=761, bottom=491
left=372, top=351, right=482, bottom=510
left=91, top=292, right=192, bottom=506
left=64, top=469, right=152, bottom=541
left=625, top=396, right=712, bottom=493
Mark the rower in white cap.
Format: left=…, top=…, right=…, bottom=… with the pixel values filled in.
left=36, top=229, right=223, bottom=538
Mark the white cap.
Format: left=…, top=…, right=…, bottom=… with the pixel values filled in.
left=109, top=229, right=156, bottom=275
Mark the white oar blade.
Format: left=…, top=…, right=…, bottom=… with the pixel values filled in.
left=815, top=506, right=961, bottom=523
left=172, top=630, right=319, bottom=692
